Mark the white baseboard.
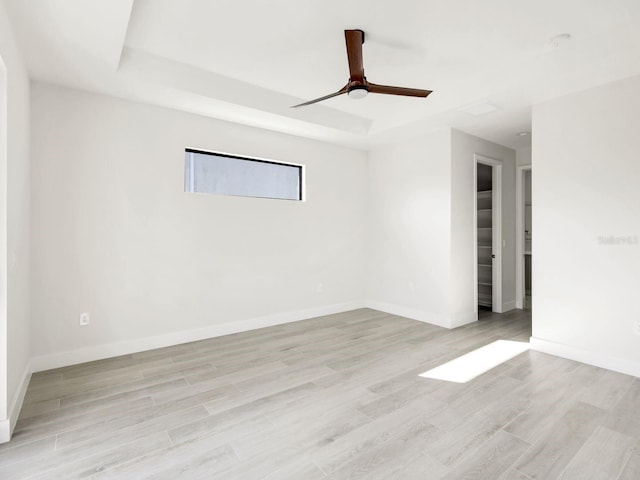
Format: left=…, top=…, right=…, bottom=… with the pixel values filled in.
left=31, top=301, right=365, bottom=372
left=364, top=300, right=450, bottom=328
left=450, top=311, right=477, bottom=329
left=0, top=420, right=8, bottom=444
left=9, top=363, right=31, bottom=434
left=502, top=300, right=517, bottom=312
left=530, top=337, right=640, bottom=378
left=0, top=361, right=32, bottom=443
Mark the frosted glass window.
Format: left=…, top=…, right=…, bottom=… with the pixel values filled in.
left=184, top=149, right=302, bottom=201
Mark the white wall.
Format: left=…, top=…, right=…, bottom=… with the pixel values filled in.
left=366, top=130, right=452, bottom=327
left=516, top=146, right=532, bottom=166
left=450, top=129, right=517, bottom=319
left=531, top=75, right=640, bottom=375
left=0, top=0, right=31, bottom=442
left=366, top=129, right=516, bottom=328
left=30, top=83, right=366, bottom=367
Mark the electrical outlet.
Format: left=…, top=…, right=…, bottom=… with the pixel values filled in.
left=80, top=312, right=90, bottom=326
left=634, top=321, right=640, bottom=336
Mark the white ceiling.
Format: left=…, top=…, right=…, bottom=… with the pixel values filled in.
left=5, top=0, right=640, bottom=150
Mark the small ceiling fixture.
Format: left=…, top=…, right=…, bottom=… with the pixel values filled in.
left=549, top=33, right=571, bottom=48
left=457, top=101, right=499, bottom=117
left=517, top=131, right=530, bottom=137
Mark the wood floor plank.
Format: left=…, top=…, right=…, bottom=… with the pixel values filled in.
left=602, top=412, right=640, bottom=439
left=441, top=430, right=530, bottom=480
left=16, top=398, right=61, bottom=420
left=610, top=378, right=640, bottom=418
left=558, top=426, right=635, bottom=480
left=577, top=368, right=635, bottom=410
left=502, top=374, right=586, bottom=444
left=92, top=441, right=238, bottom=480
left=618, top=441, right=640, bottom=480
left=58, top=364, right=212, bottom=408
left=261, top=457, right=327, bottom=480
left=428, top=373, right=523, bottom=432
left=514, top=401, right=606, bottom=479
left=26, top=432, right=172, bottom=480
left=23, top=370, right=146, bottom=407
left=324, top=417, right=447, bottom=480
left=1, top=406, right=211, bottom=479
left=54, top=401, right=208, bottom=450
left=427, top=413, right=504, bottom=467
left=0, top=436, right=56, bottom=467
left=498, top=469, right=534, bottom=480
left=11, top=396, right=155, bottom=446
left=356, top=380, right=446, bottom=420
left=168, top=405, right=273, bottom=446
left=202, top=380, right=321, bottom=417
left=312, top=399, right=444, bottom=474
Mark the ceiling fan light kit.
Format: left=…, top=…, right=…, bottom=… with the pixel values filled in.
left=292, top=29, right=432, bottom=108
left=347, top=85, right=368, bottom=99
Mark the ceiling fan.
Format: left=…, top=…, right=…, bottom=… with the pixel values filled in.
left=292, top=29, right=432, bottom=108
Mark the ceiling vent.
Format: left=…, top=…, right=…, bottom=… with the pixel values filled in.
left=457, top=101, right=499, bottom=116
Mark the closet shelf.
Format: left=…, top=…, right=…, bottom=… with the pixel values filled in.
left=479, top=263, right=492, bottom=267
left=478, top=293, right=492, bottom=307
left=478, top=282, right=492, bottom=286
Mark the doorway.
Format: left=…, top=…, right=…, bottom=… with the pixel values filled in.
left=516, top=165, right=532, bottom=309
left=474, top=154, right=503, bottom=315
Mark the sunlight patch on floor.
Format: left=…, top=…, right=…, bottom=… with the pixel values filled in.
left=419, top=340, right=530, bottom=383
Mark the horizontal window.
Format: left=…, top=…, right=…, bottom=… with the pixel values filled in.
left=184, top=149, right=303, bottom=201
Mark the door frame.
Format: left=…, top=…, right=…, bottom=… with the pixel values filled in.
left=473, top=154, right=503, bottom=314
left=516, top=164, right=532, bottom=309
left=0, top=54, right=8, bottom=443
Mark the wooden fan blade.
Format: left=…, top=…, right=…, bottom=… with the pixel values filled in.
left=290, top=85, right=348, bottom=108
left=345, top=29, right=365, bottom=82
left=368, top=82, right=433, bottom=98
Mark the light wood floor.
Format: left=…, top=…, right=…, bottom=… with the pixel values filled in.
left=1, top=308, right=639, bottom=479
